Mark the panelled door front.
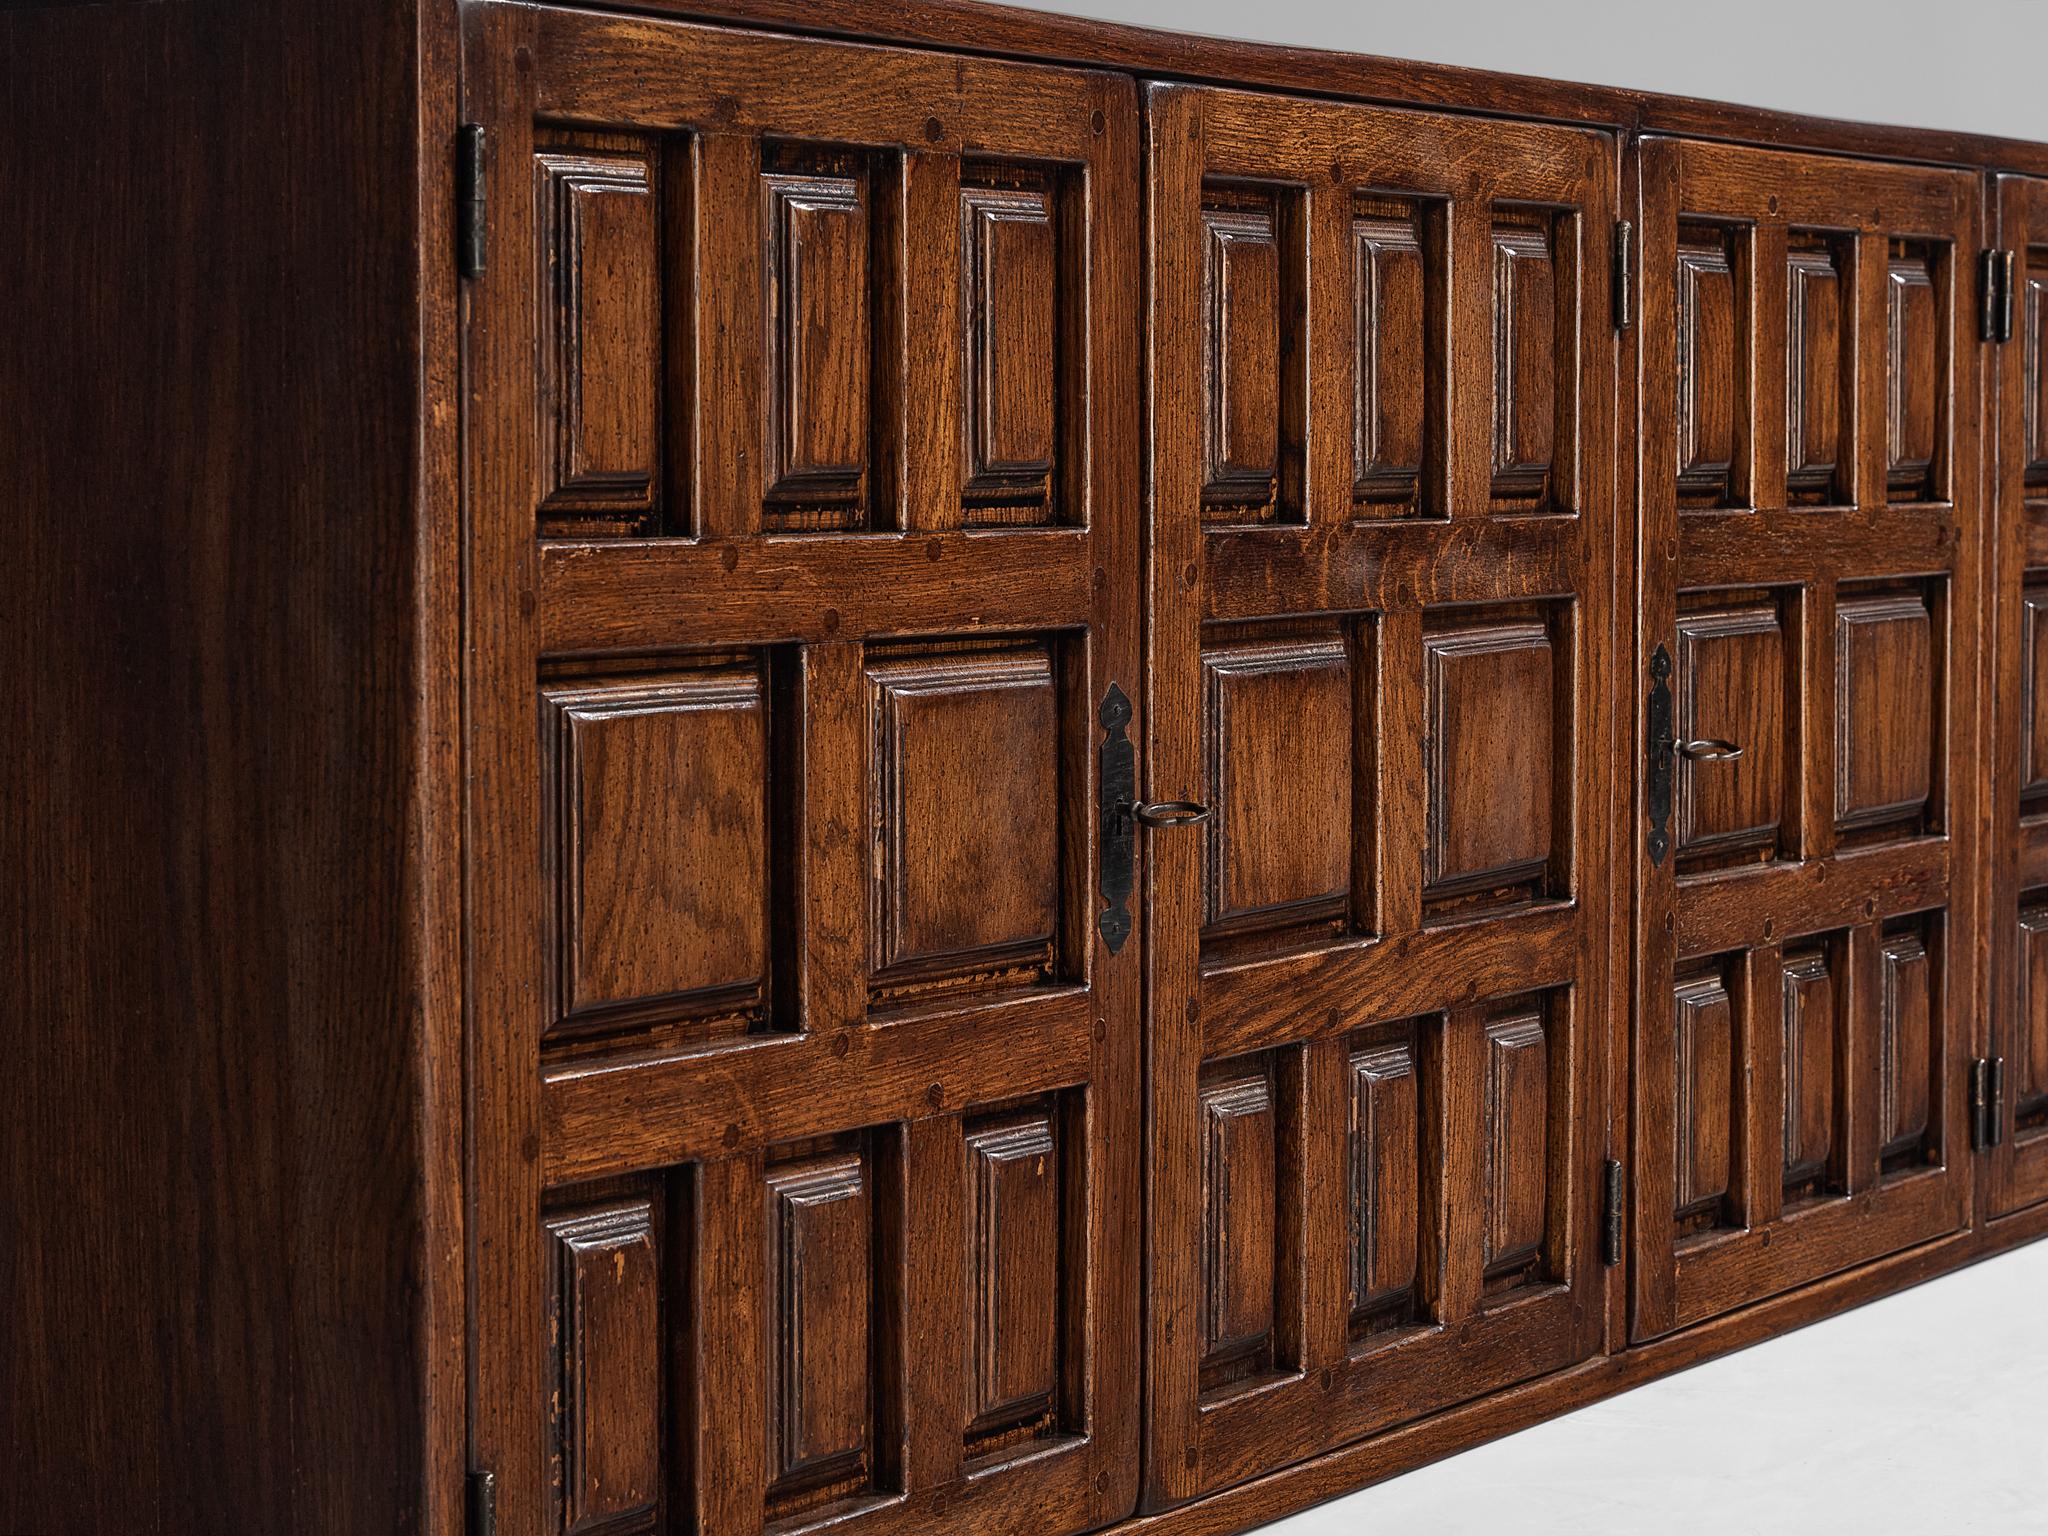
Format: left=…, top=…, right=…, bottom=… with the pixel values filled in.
left=1986, top=173, right=2048, bottom=1219
left=1631, top=137, right=1980, bottom=1341
left=462, top=8, right=1141, bottom=1534
left=1143, top=84, right=1616, bottom=1507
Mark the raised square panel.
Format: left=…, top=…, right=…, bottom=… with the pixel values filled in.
left=763, top=162, right=871, bottom=527
left=961, top=174, right=1057, bottom=517
left=2018, top=905, right=2048, bottom=1120
left=1482, top=1008, right=1549, bottom=1278
left=2023, top=585, right=2048, bottom=800
left=1672, top=974, right=1733, bottom=1224
left=1676, top=226, right=1740, bottom=503
left=1878, top=930, right=1934, bottom=1162
left=547, top=668, right=768, bottom=1032
left=1490, top=217, right=1557, bottom=502
left=1675, top=604, right=1785, bottom=858
left=766, top=1150, right=872, bottom=1498
left=537, top=147, right=661, bottom=529
left=1885, top=244, right=1939, bottom=500
left=1785, top=238, right=1843, bottom=500
left=1202, top=634, right=1353, bottom=935
left=1423, top=618, right=1555, bottom=900
left=1198, top=1062, right=1277, bottom=1372
left=868, top=645, right=1059, bottom=988
left=964, top=1110, right=1061, bottom=1436
left=546, top=1198, right=661, bottom=1536
left=1202, top=198, right=1283, bottom=518
left=1349, top=1035, right=1420, bottom=1319
left=1835, top=592, right=1934, bottom=831
left=1781, top=949, right=1838, bottom=1189
left=1353, top=204, right=1428, bottom=510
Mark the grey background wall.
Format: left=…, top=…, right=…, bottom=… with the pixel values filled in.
left=1026, top=0, right=2046, bottom=142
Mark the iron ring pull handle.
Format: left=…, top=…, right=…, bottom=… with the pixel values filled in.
left=1675, top=738, right=1744, bottom=762
left=1128, top=799, right=1212, bottom=829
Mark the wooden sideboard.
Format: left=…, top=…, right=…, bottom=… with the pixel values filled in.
left=5, top=2, right=2046, bottom=1533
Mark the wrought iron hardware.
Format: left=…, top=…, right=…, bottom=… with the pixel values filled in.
left=1098, top=684, right=1137, bottom=954
left=1133, top=800, right=1211, bottom=828
left=1973, top=1057, right=2007, bottom=1151
left=1097, top=684, right=1211, bottom=954
left=458, top=124, right=488, bottom=279
left=1613, top=219, right=1634, bottom=331
left=1645, top=644, right=1674, bottom=865
left=1676, top=737, right=1743, bottom=762
left=467, top=1470, right=497, bottom=1536
left=1602, top=1158, right=1625, bottom=1266
left=1980, top=248, right=2015, bottom=343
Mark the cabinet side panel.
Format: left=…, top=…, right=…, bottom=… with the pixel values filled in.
left=0, top=1, right=452, bottom=1532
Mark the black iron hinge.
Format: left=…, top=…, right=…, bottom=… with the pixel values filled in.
left=1980, top=248, right=2015, bottom=343
left=458, top=124, right=488, bottom=280
left=1601, top=1157, right=1624, bottom=1266
left=1613, top=220, right=1634, bottom=331
left=466, top=1470, right=496, bottom=1536
left=1972, top=1057, right=2007, bottom=1151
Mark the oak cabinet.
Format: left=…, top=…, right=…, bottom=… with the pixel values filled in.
left=1987, top=173, right=2048, bottom=1222
left=6, top=2, right=2046, bottom=1534
left=466, top=11, right=1142, bottom=1533
left=1630, top=137, right=1981, bottom=1344
left=1140, top=82, right=1614, bottom=1507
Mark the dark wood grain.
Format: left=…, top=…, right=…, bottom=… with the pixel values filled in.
left=9, top=1, right=2047, bottom=1533
left=0, top=0, right=463, bottom=1532
left=1630, top=134, right=1981, bottom=1345
left=466, top=10, right=1141, bottom=1535
left=1141, top=79, right=1614, bottom=1513
left=1984, top=173, right=2048, bottom=1220
left=570, top=0, right=2048, bottom=179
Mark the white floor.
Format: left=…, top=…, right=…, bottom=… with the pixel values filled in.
left=1267, top=1241, right=2048, bottom=1535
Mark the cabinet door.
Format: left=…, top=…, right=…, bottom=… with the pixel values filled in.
left=1142, top=82, right=1615, bottom=1507
left=1987, top=173, right=2048, bottom=1220
left=462, top=8, right=1141, bottom=1533
left=1631, top=137, right=1980, bottom=1341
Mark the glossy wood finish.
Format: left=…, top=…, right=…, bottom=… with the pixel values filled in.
left=1631, top=137, right=1981, bottom=1342
left=1986, top=173, right=2048, bottom=1221
left=9, top=0, right=2048, bottom=1533
left=1143, top=81, right=1613, bottom=1511
left=0, top=1, right=464, bottom=1533
left=463, top=7, right=1138, bottom=1533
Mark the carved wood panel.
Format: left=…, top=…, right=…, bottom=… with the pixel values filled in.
left=1422, top=618, right=1557, bottom=902
left=1633, top=137, right=1979, bottom=1340
left=1780, top=948, right=1840, bottom=1193
left=545, top=1197, right=663, bottom=1536
left=463, top=10, right=1141, bottom=1534
left=1352, top=209, right=1429, bottom=509
left=762, top=159, right=873, bottom=526
left=764, top=1148, right=874, bottom=1500
left=1672, top=971, right=1735, bottom=1232
left=1145, top=81, right=1613, bottom=1509
left=1673, top=603, right=1786, bottom=860
left=963, top=1109, right=1062, bottom=1438
left=544, top=668, right=771, bottom=1040
left=1196, top=1060, right=1279, bottom=1383
left=1347, top=1032, right=1421, bottom=1322
left=536, top=142, right=662, bottom=533
left=1987, top=175, right=2048, bottom=1217
left=1199, top=632, right=1354, bottom=943
left=1201, top=201, right=1287, bottom=520
left=1785, top=237, right=1845, bottom=502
